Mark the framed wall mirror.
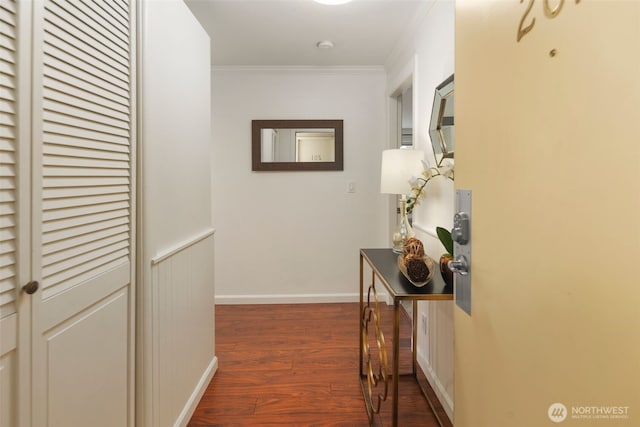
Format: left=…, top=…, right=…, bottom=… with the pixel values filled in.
left=252, top=119, right=344, bottom=171
left=428, top=74, right=454, bottom=167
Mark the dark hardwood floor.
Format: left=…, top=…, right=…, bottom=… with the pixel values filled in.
left=188, top=303, right=449, bottom=426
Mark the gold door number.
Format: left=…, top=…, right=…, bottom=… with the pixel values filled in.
left=517, top=0, right=582, bottom=42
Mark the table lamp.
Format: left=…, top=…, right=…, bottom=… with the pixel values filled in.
left=380, top=148, right=424, bottom=253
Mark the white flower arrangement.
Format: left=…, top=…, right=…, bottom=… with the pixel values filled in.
left=406, top=160, right=454, bottom=214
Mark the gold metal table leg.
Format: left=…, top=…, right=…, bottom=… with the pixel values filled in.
left=360, top=261, right=392, bottom=425
left=392, top=301, right=400, bottom=426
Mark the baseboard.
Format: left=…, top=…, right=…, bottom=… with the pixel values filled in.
left=175, top=356, right=218, bottom=427
left=215, top=293, right=360, bottom=304
left=417, top=351, right=454, bottom=423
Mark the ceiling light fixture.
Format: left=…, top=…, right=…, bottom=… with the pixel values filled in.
left=316, top=40, right=334, bottom=49
left=313, top=0, right=352, bottom=5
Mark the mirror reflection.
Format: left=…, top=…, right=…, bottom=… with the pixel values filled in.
left=260, top=128, right=335, bottom=163
left=428, top=74, right=454, bottom=167
left=252, top=120, right=343, bottom=171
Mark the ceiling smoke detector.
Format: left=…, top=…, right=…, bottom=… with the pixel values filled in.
left=316, top=40, right=335, bottom=49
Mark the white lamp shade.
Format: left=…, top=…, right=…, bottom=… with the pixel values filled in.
left=380, top=149, right=424, bottom=195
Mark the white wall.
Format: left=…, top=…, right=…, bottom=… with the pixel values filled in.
left=138, top=1, right=216, bottom=426
left=212, top=67, right=387, bottom=302
left=385, top=0, right=455, bottom=420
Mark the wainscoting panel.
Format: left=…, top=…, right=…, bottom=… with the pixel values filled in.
left=149, top=229, right=217, bottom=427
left=418, top=300, right=454, bottom=422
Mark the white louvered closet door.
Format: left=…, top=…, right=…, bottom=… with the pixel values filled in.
left=29, top=1, right=136, bottom=426
left=0, top=0, right=18, bottom=330
left=0, top=1, right=27, bottom=426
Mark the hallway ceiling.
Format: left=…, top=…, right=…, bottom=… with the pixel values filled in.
left=184, top=0, right=430, bottom=66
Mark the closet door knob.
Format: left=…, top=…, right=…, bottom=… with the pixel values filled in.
left=22, top=280, right=39, bottom=295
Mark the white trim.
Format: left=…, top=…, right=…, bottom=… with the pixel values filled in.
left=151, top=228, right=216, bottom=265
left=174, top=357, right=218, bottom=427
left=377, top=288, right=392, bottom=305
left=387, top=54, right=416, bottom=98
left=417, top=350, right=454, bottom=423
left=215, top=293, right=360, bottom=305
left=212, top=65, right=385, bottom=74
left=16, top=0, right=34, bottom=424
left=128, top=1, right=138, bottom=426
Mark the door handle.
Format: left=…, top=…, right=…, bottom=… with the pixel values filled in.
left=448, top=255, right=469, bottom=276
left=22, top=280, right=39, bottom=295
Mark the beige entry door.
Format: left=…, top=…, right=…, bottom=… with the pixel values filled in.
left=454, top=1, right=640, bottom=426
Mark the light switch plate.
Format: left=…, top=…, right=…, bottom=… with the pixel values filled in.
left=454, top=189, right=472, bottom=315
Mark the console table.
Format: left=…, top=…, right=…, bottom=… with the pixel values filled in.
left=359, top=248, right=453, bottom=426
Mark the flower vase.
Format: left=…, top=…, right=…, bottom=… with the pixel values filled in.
left=392, top=198, right=414, bottom=254
left=439, top=254, right=454, bottom=286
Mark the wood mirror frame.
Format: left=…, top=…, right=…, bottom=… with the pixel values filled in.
left=251, top=119, right=344, bottom=171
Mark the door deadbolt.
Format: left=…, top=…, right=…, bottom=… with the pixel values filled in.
left=451, top=212, right=470, bottom=245
left=22, top=280, right=39, bottom=295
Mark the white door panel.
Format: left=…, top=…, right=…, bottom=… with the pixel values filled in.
left=31, top=1, right=135, bottom=426
left=0, top=1, right=22, bottom=425
left=1, top=0, right=136, bottom=425
left=0, top=0, right=17, bottom=321
left=0, top=314, right=17, bottom=427
left=46, top=288, right=129, bottom=427
left=39, top=262, right=129, bottom=331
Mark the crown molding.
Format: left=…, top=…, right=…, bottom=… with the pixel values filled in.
left=212, top=65, right=385, bottom=74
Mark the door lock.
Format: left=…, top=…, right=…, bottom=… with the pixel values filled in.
left=451, top=212, right=470, bottom=245
left=448, top=255, right=469, bottom=275
left=454, top=189, right=472, bottom=315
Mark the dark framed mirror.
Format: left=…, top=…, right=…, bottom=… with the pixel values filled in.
left=252, top=119, right=344, bottom=171
left=428, top=74, right=454, bottom=167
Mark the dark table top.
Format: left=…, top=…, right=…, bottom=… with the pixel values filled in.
left=360, top=248, right=453, bottom=301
